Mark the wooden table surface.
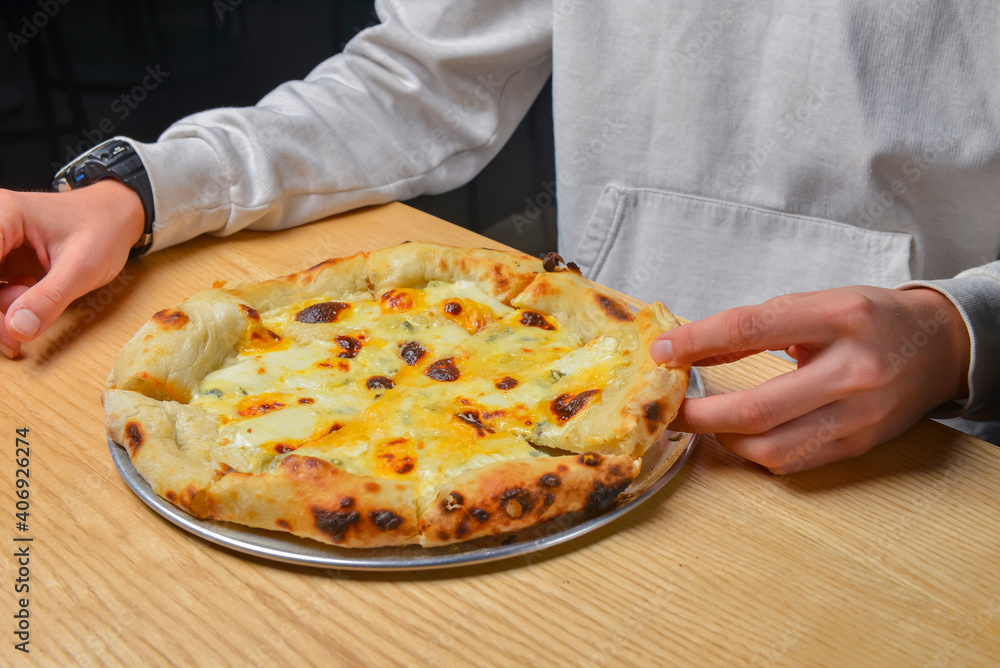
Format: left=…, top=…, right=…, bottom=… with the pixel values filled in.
left=2, top=202, right=998, bottom=667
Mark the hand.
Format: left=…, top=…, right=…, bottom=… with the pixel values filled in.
left=0, top=180, right=145, bottom=358
left=650, top=286, right=971, bottom=473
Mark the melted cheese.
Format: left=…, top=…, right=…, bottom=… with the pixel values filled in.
left=191, top=279, right=628, bottom=489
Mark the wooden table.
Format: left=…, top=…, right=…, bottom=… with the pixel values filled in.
left=2, top=203, right=998, bottom=667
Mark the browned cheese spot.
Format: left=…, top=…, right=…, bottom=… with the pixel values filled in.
left=239, top=304, right=261, bottom=321
left=298, top=397, right=315, bottom=405
left=550, top=389, right=600, bottom=424
left=455, top=411, right=494, bottom=437
left=596, top=294, right=634, bottom=322
left=266, top=329, right=281, bottom=341
left=328, top=423, right=343, bottom=434
left=398, top=341, right=427, bottom=366
left=643, top=400, right=662, bottom=432
left=442, top=300, right=462, bottom=315
left=370, top=510, right=404, bottom=532
left=579, top=452, right=603, bottom=467
left=366, top=376, right=395, bottom=390
left=296, top=301, right=350, bottom=324
left=239, top=400, right=286, bottom=418
left=380, top=289, right=415, bottom=311
left=482, top=410, right=506, bottom=421
left=495, top=376, right=519, bottom=390
left=425, top=357, right=460, bottom=382
left=274, top=443, right=295, bottom=454
left=152, top=309, right=190, bottom=329
left=123, top=421, right=144, bottom=455
left=338, top=361, right=350, bottom=372
left=312, top=507, right=360, bottom=541
left=520, top=311, right=555, bottom=330
left=335, top=335, right=363, bottom=358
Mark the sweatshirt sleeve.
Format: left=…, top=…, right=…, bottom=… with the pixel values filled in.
left=126, top=0, right=553, bottom=253
left=897, top=259, right=1000, bottom=421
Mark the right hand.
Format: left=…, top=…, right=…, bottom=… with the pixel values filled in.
left=0, top=180, right=145, bottom=358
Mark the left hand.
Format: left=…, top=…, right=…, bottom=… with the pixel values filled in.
left=649, top=286, right=971, bottom=473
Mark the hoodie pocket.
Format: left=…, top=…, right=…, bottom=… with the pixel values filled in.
left=572, top=185, right=914, bottom=321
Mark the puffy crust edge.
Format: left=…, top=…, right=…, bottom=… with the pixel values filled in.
left=419, top=452, right=638, bottom=547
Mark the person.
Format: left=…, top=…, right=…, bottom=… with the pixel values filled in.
left=1, top=2, right=997, bottom=472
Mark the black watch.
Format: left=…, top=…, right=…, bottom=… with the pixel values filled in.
left=52, top=138, right=155, bottom=258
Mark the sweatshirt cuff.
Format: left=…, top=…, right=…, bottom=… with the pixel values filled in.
left=897, top=276, right=1000, bottom=420
left=128, top=135, right=232, bottom=253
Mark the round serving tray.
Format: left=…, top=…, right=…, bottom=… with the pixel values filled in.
left=110, top=369, right=703, bottom=571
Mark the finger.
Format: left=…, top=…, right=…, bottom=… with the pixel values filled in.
left=5, top=248, right=100, bottom=342
left=714, top=401, right=872, bottom=472
left=671, top=357, right=845, bottom=435
left=651, top=293, right=833, bottom=366
left=0, top=280, right=33, bottom=358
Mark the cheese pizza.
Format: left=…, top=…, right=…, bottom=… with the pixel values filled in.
left=104, top=242, right=689, bottom=547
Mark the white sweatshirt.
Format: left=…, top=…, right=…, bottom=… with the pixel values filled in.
left=128, top=0, right=1000, bottom=438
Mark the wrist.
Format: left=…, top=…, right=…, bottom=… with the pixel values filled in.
left=87, top=180, right=146, bottom=249
left=899, top=286, right=971, bottom=403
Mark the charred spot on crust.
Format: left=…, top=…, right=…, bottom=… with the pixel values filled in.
left=543, top=493, right=556, bottom=507
left=312, top=508, right=361, bottom=541
left=566, top=261, right=582, bottom=274
left=643, top=400, right=662, bottom=432
left=470, top=508, right=489, bottom=523
left=364, top=482, right=381, bottom=493
left=165, top=490, right=177, bottom=502
left=366, top=376, right=395, bottom=390
left=371, top=510, right=404, bottom=532
left=520, top=311, right=555, bottom=330
left=443, top=300, right=463, bottom=315
left=298, top=397, right=315, bottom=405
left=335, top=335, right=363, bottom=358
left=123, top=421, right=144, bottom=455
left=579, top=452, right=603, bottom=467
left=426, top=357, right=460, bottom=382
left=455, top=411, right=494, bottom=437
left=495, top=376, right=518, bottom=390
left=539, top=473, right=561, bottom=488
left=239, top=304, right=261, bottom=320
left=296, top=301, right=350, bottom=324
left=442, top=492, right=464, bottom=512
left=399, top=341, right=427, bottom=366
left=586, top=480, right=631, bottom=514
left=281, top=455, right=336, bottom=480
left=596, top=294, right=634, bottom=322
left=551, top=390, right=600, bottom=424
left=438, top=531, right=451, bottom=542
left=456, top=518, right=471, bottom=539
left=557, top=464, right=569, bottom=473
left=541, top=251, right=564, bottom=272
left=501, top=488, right=535, bottom=519
left=275, top=519, right=291, bottom=530
left=152, top=309, right=189, bottom=329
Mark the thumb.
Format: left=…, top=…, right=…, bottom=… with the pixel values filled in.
left=5, top=250, right=102, bottom=342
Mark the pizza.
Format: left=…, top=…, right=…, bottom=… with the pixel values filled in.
left=103, top=242, right=689, bottom=548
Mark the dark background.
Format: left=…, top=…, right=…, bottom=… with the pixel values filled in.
left=0, top=0, right=557, bottom=254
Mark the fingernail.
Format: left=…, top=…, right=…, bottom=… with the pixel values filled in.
left=10, top=309, right=41, bottom=337
left=0, top=339, right=15, bottom=359
left=650, top=339, right=673, bottom=363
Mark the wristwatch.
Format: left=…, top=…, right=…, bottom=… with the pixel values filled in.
left=52, top=138, right=155, bottom=258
